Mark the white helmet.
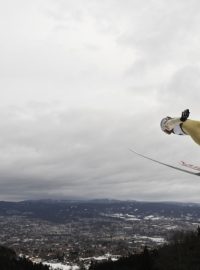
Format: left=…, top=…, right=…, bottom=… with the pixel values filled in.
left=160, top=117, right=172, bottom=134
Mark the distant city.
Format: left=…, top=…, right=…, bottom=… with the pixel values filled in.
left=0, top=199, right=200, bottom=269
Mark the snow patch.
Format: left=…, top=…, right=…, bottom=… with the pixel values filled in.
left=43, top=262, right=79, bottom=270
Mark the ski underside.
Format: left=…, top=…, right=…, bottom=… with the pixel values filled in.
left=130, top=149, right=200, bottom=177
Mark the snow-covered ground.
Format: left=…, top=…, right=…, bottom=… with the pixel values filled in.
left=41, top=254, right=120, bottom=270
left=134, top=235, right=165, bottom=244
left=80, top=253, right=120, bottom=262
left=30, top=258, right=79, bottom=270
left=102, top=213, right=141, bottom=221
left=102, top=213, right=172, bottom=222
left=43, top=262, right=79, bottom=270
left=144, top=215, right=162, bottom=220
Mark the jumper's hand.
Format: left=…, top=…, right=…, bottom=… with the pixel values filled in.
left=180, top=109, right=190, bottom=122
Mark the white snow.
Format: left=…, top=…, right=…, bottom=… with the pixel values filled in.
left=102, top=213, right=141, bottom=221
left=43, top=262, right=79, bottom=270
left=146, top=237, right=165, bottom=243
left=165, top=225, right=178, bottom=230
left=143, top=215, right=161, bottom=220
left=80, top=253, right=120, bottom=262
left=134, top=235, right=165, bottom=243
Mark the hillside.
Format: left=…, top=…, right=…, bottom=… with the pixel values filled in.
left=0, top=246, right=49, bottom=270
left=89, top=228, right=200, bottom=270
left=1, top=200, right=200, bottom=223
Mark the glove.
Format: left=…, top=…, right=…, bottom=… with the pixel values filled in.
left=180, top=109, right=190, bottom=122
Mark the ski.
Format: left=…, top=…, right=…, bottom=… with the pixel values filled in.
left=180, top=161, right=200, bottom=172
left=129, top=149, right=200, bottom=177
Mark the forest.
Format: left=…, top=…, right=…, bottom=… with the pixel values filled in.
left=0, top=246, right=49, bottom=270
left=89, top=228, right=200, bottom=270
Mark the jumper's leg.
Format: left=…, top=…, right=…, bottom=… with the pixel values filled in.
left=182, top=120, right=200, bottom=145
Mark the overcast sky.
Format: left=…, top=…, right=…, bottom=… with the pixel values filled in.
left=1, top=0, right=200, bottom=202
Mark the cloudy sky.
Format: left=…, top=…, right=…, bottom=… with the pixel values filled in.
left=1, top=0, right=200, bottom=202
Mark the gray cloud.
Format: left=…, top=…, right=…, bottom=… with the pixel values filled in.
left=118, top=0, right=200, bottom=91
left=158, top=66, right=200, bottom=107
left=0, top=104, right=200, bottom=201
